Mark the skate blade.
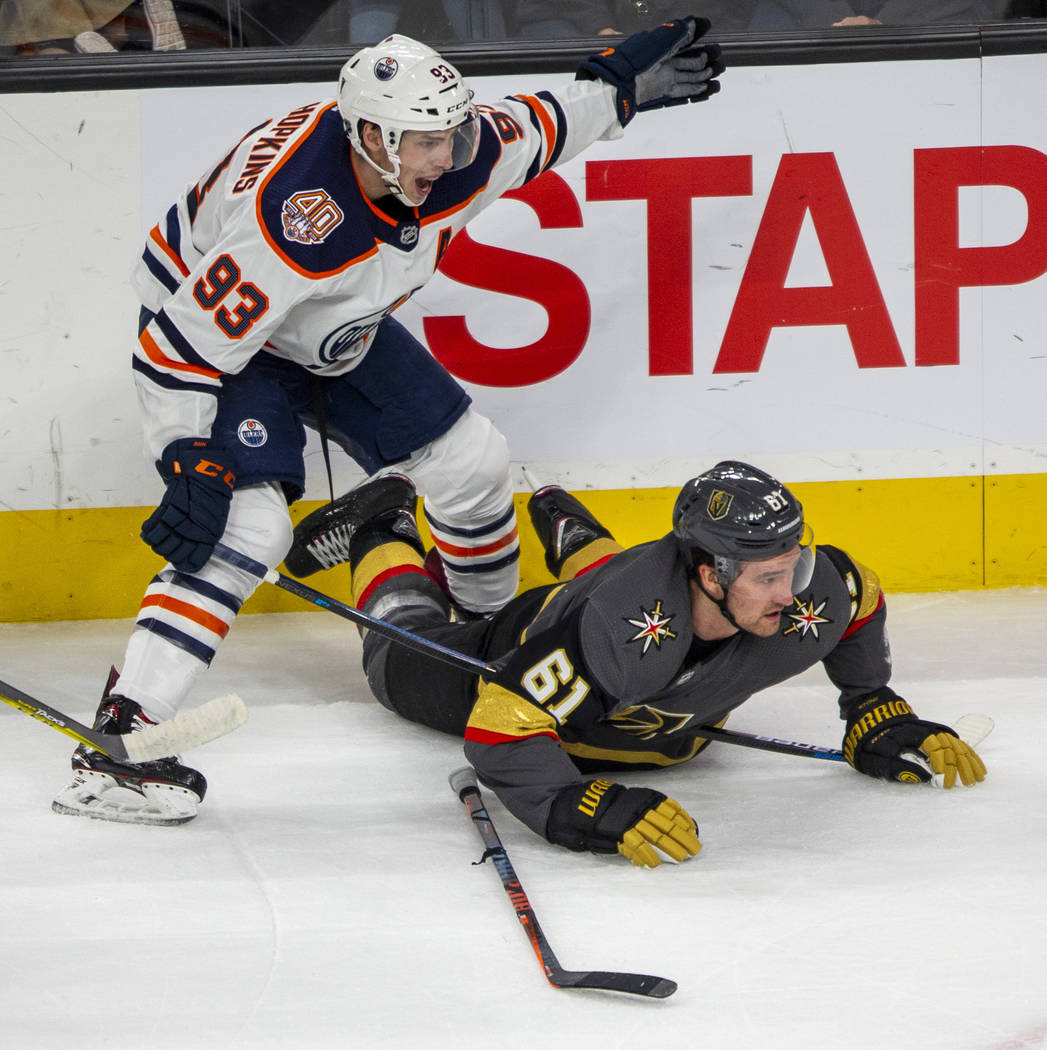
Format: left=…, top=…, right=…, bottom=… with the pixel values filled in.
left=52, top=770, right=199, bottom=826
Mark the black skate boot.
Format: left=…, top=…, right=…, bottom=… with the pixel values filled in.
left=52, top=671, right=206, bottom=826
left=527, top=486, right=619, bottom=580
left=291, top=474, right=451, bottom=628
left=285, top=473, right=423, bottom=577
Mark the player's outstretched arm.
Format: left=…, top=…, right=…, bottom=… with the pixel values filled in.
left=546, top=778, right=702, bottom=868
left=576, top=15, right=725, bottom=126
left=842, top=686, right=987, bottom=789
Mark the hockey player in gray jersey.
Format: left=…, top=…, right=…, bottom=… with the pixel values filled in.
left=287, top=462, right=986, bottom=867
left=51, top=19, right=724, bottom=825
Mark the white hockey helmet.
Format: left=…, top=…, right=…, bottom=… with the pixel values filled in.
left=337, top=34, right=480, bottom=205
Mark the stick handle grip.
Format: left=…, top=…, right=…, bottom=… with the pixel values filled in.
left=449, top=765, right=480, bottom=800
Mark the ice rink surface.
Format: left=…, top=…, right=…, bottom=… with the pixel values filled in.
left=2, top=588, right=1045, bottom=1050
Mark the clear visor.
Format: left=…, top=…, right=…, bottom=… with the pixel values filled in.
left=388, top=110, right=480, bottom=177
left=714, top=523, right=816, bottom=592
left=446, top=109, right=481, bottom=171
left=791, top=524, right=817, bottom=593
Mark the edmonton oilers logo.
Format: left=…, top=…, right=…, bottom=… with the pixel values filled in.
left=374, top=56, right=398, bottom=81
left=238, top=419, right=268, bottom=447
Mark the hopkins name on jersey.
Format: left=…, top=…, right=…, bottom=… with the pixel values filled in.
left=131, top=80, right=621, bottom=458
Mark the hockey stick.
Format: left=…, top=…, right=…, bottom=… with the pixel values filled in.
left=449, top=765, right=676, bottom=999
left=212, top=543, right=491, bottom=676
left=211, top=545, right=994, bottom=766
left=0, top=677, right=248, bottom=762
left=690, top=712, right=994, bottom=763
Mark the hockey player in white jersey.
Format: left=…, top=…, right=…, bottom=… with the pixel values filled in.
left=52, top=19, right=724, bottom=824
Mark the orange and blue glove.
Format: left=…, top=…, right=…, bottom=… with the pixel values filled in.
left=576, top=16, right=724, bottom=126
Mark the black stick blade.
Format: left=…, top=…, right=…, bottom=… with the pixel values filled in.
left=549, top=968, right=677, bottom=998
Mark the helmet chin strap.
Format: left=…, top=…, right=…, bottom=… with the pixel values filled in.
left=352, top=140, right=416, bottom=208
left=381, top=173, right=414, bottom=207
left=694, top=572, right=744, bottom=633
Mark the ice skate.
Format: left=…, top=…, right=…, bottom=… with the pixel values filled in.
left=527, top=486, right=618, bottom=579
left=285, top=473, right=422, bottom=576
left=52, top=684, right=206, bottom=827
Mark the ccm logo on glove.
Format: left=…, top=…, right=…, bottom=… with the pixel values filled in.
left=175, top=450, right=235, bottom=487
left=140, top=438, right=237, bottom=574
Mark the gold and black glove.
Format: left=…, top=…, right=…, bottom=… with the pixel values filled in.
left=546, top=778, right=701, bottom=868
left=843, top=687, right=986, bottom=788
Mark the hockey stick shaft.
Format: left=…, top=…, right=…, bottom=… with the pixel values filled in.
left=697, top=712, right=993, bottom=763
left=449, top=766, right=676, bottom=998
left=0, top=677, right=113, bottom=754
left=212, top=543, right=491, bottom=676
left=0, top=677, right=248, bottom=762
left=450, top=767, right=567, bottom=975
left=694, top=723, right=846, bottom=760
left=213, top=546, right=993, bottom=765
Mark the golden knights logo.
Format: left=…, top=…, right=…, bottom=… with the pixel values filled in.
left=706, top=489, right=733, bottom=520
left=610, top=704, right=693, bottom=739
left=282, top=188, right=345, bottom=245
left=783, top=595, right=832, bottom=640
left=624, top=600, right=677, bottom=656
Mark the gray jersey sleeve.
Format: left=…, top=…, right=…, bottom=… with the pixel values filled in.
left=464, top=734, right=583, bottom=839
left=816, top=545, right=893, bottom=712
